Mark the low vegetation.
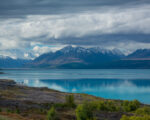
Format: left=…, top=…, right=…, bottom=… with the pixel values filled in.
left=135, top=107, right=150, bottom=116
left=47, top=107, right=57, bottom=120
left=76, top=101, right=95, bottom=120
left=120, top=115, right=150, bottom=120
left=75, top=99, right=150, bottom=120
left=122, top=100, right=140, bottom=112
left=1, top=94, right=150, bottom=120
left=65, top=94, right=76, bottom=108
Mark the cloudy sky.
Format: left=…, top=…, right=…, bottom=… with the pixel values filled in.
left=0, top=0, right=150, bottom=59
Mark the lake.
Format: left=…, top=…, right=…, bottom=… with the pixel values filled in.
left=0, top=69, right=150, bottom=104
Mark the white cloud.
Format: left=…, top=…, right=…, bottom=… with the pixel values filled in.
left=0, top=4, right=150, bottom=58
left=32, top=45, right=64, bottom=53
left=16, top=5, right=150, bottom=39
left=30, top=45, right=65, bottom=58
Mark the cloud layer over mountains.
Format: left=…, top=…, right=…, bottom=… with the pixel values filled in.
left=0, top=0, right=150, bottom=59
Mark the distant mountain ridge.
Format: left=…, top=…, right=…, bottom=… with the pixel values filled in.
left=26, top=46, right=125, bottom=68
left=1, top=47, right=150, bottom=69
left=0, top=56, right=31, bottom=68
left=125, top=49, right=150, bottom=60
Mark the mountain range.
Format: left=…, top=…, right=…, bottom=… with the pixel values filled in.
left=0, top=56, right=30, bottom=68
left=0, top=46, right=150, bottom=69
left=125, top=49, right=150, bottom=60
left=26, top=46, right=124, bottom=68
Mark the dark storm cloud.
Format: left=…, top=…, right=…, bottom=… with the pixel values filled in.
left=0, top=0, right=150, bottom=17
left=51, top=34, right=150, bottom=45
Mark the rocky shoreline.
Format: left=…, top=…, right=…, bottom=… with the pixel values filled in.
left=0, top=79, right=104, bottom=120
left=0, top=79, right=103, bottom=103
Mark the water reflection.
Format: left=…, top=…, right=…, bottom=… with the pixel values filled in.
left=19, top=78, right=150, bottom=104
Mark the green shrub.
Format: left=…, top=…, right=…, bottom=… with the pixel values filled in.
left=54, top=103, right=66, bottom=108
left=120, top=115, right=130, bottom=120
left=122, top=100, right=140, bottom=112
left=97, top=101, right=108, bottom=111
left=65, top=95, right=76, bottom=108
left=15, top=108, right=20, bottom=114
left=95, top=100, right=118, bottom=112
left=47, top=107, right=57, bottom=120
left=120, top=115, right=150, bottom=120
left=0, top=108, right=2, bottom=112
left=136, top=107, right=150, bottom=116
left=132, top=100, right=140, bottom=108
left=76, top=102, right=95, bottom=120
left=106, top=101, right=118, bottom=112
left=122, top=101, right=130, bottom=112
left=6, top=109, right=11, bottom=113
left=39, top=108, right=47, bottom=114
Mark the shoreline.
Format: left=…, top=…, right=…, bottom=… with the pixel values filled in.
left=0, top=79, right=105, bottom=103
left=0, top=79, right=149, bottom=105
left=0, top=79, right=149, bottom=120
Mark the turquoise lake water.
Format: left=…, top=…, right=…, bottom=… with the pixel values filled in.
left=0, top=69, right=150, bottom=104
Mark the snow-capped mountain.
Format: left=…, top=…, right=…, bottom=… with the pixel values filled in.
left=27, top=46, right=124, bottom=68
left=61, top=46, right=124, bottom=55
left=1, top=47, right=150, bottom=69
left=126, top=49, right=150, bottom=60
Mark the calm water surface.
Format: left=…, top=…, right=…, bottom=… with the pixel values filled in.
left=0, top=69, right=150, bottom=104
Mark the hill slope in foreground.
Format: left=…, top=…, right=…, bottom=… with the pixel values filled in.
left=0, top=79, right=150, bottom=120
